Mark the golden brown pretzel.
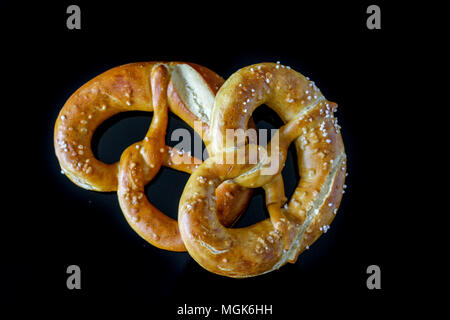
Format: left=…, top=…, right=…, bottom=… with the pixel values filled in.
left=179, top=62, right=347, bottom=277
left=54, top=62, right=252, bottom=251
left=54, top=62, right=222, bottom=191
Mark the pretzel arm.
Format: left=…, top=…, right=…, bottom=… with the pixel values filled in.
left=162, top=147, right=201, bottom=174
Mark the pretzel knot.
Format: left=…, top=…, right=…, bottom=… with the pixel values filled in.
left=54, top=62, right=253, bottom=252
left=179, top=63, right=347, bottom=277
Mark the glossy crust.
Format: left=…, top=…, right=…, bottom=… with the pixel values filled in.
left=54, top=62, right=222, bottom=191
left=54, top=62, right=252, bottom=251
left=179, top=62, right=347, bottom=277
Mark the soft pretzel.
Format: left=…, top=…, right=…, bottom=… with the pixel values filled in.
left=54, top=62, right=252, bottom=251
left=179, top=62, right=347, bottom=277
left=54, top=62, right=222, bottom=191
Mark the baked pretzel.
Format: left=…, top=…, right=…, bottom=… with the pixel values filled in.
left=179, top=62, right=347, bottom=277
left=54, top=62, right=252, bottom=251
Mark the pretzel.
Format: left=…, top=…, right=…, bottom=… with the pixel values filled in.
left=54, top=62, right=252, bottom=251
left=179, top=62, right=347, bottom=277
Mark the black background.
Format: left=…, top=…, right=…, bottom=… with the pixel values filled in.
left=0, top=0, right=419, bottom=317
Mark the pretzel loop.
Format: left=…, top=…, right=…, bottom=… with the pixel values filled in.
left=179, top=63, right=347, bottom=277
left=117, top=65, right=182, bottom=250
left=54, top=62, right=253, bottom=252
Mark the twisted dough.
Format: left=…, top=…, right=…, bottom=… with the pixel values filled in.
left=179, top=62, right=346, bottom=277
left=54, top=62, right=252, bottom=251
left=54, top=62, right=222, bottom=191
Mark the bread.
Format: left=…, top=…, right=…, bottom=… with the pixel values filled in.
left=179, top=62, right=347, bottom=277
left=54, top=62, right=252, bottom=251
